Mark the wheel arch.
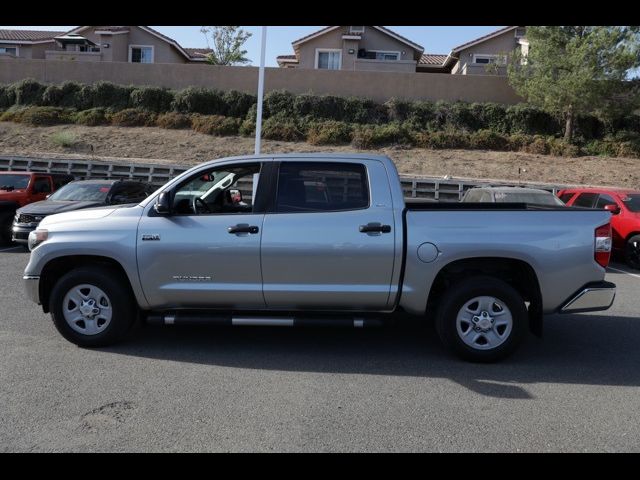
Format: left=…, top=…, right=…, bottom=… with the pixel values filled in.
left=39, top=255, right=137, bottom=313
left=425, top=257, right=543, bottom=337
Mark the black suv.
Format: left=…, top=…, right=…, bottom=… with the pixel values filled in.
left=12, top=179, right=156, bottom=245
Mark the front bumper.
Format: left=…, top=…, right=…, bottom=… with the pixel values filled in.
left=12, top=224, right=37, bottom=244
left=23, top=275, right=40, bottom=305
left=559, top=281, right=616, bottom=313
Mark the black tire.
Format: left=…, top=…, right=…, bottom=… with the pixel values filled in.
left=49, top=266, right=137, bottom=347
left=624, top=234, right=640, bottom=271
left=435, top=275, right=528, bottom=363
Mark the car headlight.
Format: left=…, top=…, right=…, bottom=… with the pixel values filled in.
left=28, top=229, right=48, bottom=251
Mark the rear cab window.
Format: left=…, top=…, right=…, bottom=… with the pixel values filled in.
left=275, top=162, right=369, bottom=213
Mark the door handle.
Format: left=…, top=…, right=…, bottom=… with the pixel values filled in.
left=228, top=224, right=259, bottom=234
left=359, top=223, right=391, bottom=233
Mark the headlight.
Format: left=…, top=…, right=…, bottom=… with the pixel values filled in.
left=28, top=229, right=48, bottom=251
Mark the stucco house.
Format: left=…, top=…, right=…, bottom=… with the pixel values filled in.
left=0, top=26, right=211, bottom=64
left=277, top=25, right=527, bottom=76
left=277, top=26, right=446, bottom=73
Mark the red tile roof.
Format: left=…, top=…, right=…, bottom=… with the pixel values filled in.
left=0, top=29, right=64, bottom=42
left=184, top=48, right=212, bottom=58
left=277, top=55, right=297, bottom=60
left=418, top=53, right=448, bottom=65
left=291, top=26, right=423, bottom=52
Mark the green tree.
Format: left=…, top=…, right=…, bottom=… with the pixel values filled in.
left=507, top=26, right=640, bottom=142
left=200, top=26, right=252, bottom=66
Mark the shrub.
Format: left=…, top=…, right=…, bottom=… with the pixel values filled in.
left=16, top=106, right=74, bottom=126
left=469, top=129, right=510, bottom=150
left=222, top=90, right=256, bottom=118
left=263, top=90, right=297, bottom=118
left=523, top=135, right=551, bottom=155
left=156, top=112, right=192, bottom=129
left=73, top=108, right=109, bottom=126
left=172, top=86, right=226, bottom=115
left=191, top=114, right=240, bottom=136
left=110, top=108, right=157, bottom=127
left=41, top=81, right=83, bottom=108
left=448, top=102, right=484, bottom=132
left=10, top=78, right=46, bottom=105
left=239, top=117, right=256, bottom=136
left=130, top=86, right=174, bottom=112
left=50, top=131, right=77, bottom=148
left=548, top=137, right=581, bottom=157
left=0, top=106, right=27, bottom=122
left=351, top=123, right=413, bottom=149
left=505, top=104, right=560, bottom=135
left=89, top=81, right=133, bottom=109
left=0, top=84, right=17, bottom=109
left=262, top=116, right=305, bottom=141
left=306, top=121, right=353, bottom=145
left=506, top=133, right=531, bottom=151
left=413, top=130, right=471, bottom=149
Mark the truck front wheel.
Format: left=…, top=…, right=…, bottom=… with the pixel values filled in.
left=624, top=234, right=640, bottom=270
left=435, top=276, right=528, bottom=362
left=49, top=266, right=136, bottom=347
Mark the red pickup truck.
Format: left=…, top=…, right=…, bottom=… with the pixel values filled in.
left=0, top=171, right=74, bottom=245
left=558, top=187, right=640, bottom=269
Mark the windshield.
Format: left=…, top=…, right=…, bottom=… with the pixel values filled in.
left=48, top=182, right=112, bottom=202
left=622, top=194, right=640, bottom=212
left=495, top=191, right=564, bottom=206
left=0, top=174, right=30, bottom=191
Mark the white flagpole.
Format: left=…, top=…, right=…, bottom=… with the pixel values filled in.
left=254, top=26, right=267, bottom=155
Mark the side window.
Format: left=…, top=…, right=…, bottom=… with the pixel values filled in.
left=559, top=192, right=575, bottom=204
left=463, top=189, right=482, bottom=202
left=275, top=162, right=369, bottom=213
left=573, top=193, right=598, bottom=208
left=33, top=177, right=52, bottom=194
left=171, top=163, right=261, bottom=215
left=595, top=194, right=617, bottom=209
left=111, top=183, right=149, bottom=204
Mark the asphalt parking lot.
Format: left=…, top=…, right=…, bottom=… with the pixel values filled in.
left=1, top=245, right=639, bottom=452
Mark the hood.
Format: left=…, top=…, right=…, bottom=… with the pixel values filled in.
left=17, top=200, right=106, bottom=215
left=39, top=206, right=120, bottom=227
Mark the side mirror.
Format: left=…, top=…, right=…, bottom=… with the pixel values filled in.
left=604, top=204, right=620, bottom=215
left=154, top=191, right=172, bottom=215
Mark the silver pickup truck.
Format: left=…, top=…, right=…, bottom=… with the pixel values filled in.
left=23, top=154, right=616, bottom=362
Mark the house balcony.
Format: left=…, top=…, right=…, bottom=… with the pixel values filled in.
left=352, top=59, right=417, bottom=73
left=45, top=50, right=102, bottom=62
left=461, top=64, right=507, bottom=76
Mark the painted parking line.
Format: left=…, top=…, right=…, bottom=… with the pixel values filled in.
left=608, top=266, right=640, bottom=279
left=0, top=246, right=24, bottom=252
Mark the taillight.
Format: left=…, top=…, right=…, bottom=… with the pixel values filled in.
left=594, top=223, right=612, bottom=268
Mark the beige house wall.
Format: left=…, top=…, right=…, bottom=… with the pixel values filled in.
left=452, top=29, right=521, bottom=75
left=0, top=59, right=523, bottom=104
left=294, top=26, right=421, bottom=73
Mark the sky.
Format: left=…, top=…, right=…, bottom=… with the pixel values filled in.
left=0, top=26, right=505, bottom=66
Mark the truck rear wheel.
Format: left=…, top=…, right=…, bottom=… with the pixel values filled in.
left=0, top=213, right=13, bottom=246
left=435, top=276, right=527, bottom=362
left=49, top=266, right=136, bottom=347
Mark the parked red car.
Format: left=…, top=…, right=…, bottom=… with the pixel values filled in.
left=557, top=188, right=640, bottom=269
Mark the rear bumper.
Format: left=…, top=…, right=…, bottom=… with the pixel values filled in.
left=558, top=281, right=616, bottom=313
left=23, top=275, right=40, bottom=305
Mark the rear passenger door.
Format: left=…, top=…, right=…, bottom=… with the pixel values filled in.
left=260, top=160, right=397, bottom=311
left=572, top=192, right=598, bottom=208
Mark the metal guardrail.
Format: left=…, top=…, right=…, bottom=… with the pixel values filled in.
left=0, top=155, right=570, bottom=201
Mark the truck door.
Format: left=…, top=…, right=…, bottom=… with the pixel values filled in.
left=260, top=160, right=397, bottom=311
left=136, top=162, right=266, bottom=309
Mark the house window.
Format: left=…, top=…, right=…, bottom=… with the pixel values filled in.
left=514, top=27, right=527, bottom=38
left=129, top=45, right=154, bottom=63
left=472, top=54, right=506, bottom=65
left=349, top=26, right=365, bottom=34
left=0, top=46, right=18, bottom=55
left=315, top=49, right=341, bottom=70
